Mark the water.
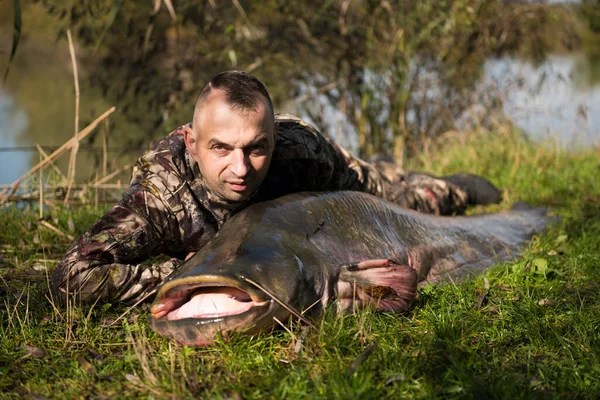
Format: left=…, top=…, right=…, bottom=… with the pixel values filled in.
left=0, top=30, right=138, bottom=187
left=0, top=88, right=29, bottom=184
left=484, top=55, right=600, bottom=148
left=2, top=54, right=599, bottom=185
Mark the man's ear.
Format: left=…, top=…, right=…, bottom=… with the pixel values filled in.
left=183, top=124, right=198, bottom=157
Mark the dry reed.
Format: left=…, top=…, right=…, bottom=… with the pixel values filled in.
left=0, top=106, right=116, bottom=205
left=64, top=29, right=80, bottom=205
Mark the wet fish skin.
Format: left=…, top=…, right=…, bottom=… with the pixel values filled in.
left=150, top=191, right=548, bottom=346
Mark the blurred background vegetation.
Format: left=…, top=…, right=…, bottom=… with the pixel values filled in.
left=1, top=0, right=599, bottom=180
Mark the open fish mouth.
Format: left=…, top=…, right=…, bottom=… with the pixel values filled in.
left=149, top=278, right=276, bottom=346
left=151, top=279, right=271, bottom=321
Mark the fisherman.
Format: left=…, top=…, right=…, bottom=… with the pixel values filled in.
left=50, top=70, right=501, bottom=305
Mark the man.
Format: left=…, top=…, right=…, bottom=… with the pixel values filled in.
left=50, top=71, right=500, bottom=305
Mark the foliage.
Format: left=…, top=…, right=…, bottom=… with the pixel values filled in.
left=2, top=0, right=21, bottom=82
left=580, top=0, right=600, bottom=32
left=10, top=0, right=591, bottom=158
left=1, top=128, right=600, bottom=398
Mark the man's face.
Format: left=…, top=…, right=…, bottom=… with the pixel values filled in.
left=184, top=90, right=276, bottom=203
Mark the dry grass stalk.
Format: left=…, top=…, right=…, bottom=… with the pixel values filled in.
left=39, top=152, right=43, bottom=219
left=39, top=220, right=75, bottom=241
left=293, top=80, right=340, bottom=104
left=272, top=316, right=297, bottom=340
left=64, top=29, right=81, bottom=206
left=0, top=106, right=116, bottom=204
left=105, top=289, right=157, bottom=328
left=242, top=277, right=316, bottom=328
left=4, top=284, right=30, bottom=333
left=92, top=163, right=133, bottom=187
left=301, top=297, right=322, bottom=316
left=232, top=0, right=250, bottom=23
left=103, top=119, right=109, bottom=201
left=125, top=319, right=160, bottom=389
left=94, top=171, right=99, bottom=207
left=0, top=183, right=126, bottom=190
left=36, top=144, right=68, bottom=183
left=143, top=0, right=162, bottom=56
left=162, top=0, right=177, bottom=21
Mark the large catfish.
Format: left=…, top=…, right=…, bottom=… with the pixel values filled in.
left=150, top=191, right=548, bottom=346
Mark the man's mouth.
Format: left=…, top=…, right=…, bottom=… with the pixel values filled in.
left=226, top=181, right=249, bottom=192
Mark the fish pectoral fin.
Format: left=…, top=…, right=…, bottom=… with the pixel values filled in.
left=337, top=259, right=418, bottom=313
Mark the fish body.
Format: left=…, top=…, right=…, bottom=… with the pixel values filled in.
left=150, top=191, right=547, bottom=346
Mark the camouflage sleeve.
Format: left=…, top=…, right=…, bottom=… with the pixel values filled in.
left=383, top=167, right=470, bottom=216
left=50, top=181, right=185, bottom=305
left=276, top=115, right=472, bottom=215
left=338, top=154, right=470, bottom=215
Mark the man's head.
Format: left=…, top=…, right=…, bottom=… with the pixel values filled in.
left=184, top=71, right=277, bottom=203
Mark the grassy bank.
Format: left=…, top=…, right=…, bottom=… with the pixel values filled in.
left=1, top=130, right=600, bottom=399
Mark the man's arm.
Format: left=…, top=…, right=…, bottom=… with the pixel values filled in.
left=273, top=115, right=499, bottom=215
left=50, top=187, right=183, bottom=305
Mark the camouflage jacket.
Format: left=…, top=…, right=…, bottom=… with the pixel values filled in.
left=50, top=114, right=468, bottom=304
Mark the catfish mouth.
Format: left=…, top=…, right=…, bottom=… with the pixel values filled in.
left=150, top=278, right=271, bottom=322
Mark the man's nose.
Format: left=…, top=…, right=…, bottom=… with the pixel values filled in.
left=229, top=149, right=249, bottom=177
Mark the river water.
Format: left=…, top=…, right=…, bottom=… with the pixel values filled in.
left=484, top=54, right=600, bottom=148
left=1, top=45, right=599, bottom=186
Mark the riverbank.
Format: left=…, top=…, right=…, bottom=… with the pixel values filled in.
left=3, top=0, right=600, bottom=187
left=1, top=128, right=599, bottom=398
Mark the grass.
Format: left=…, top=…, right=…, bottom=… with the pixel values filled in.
left=1, top=128, right=600, bottom=399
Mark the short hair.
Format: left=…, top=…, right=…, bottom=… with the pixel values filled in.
left=195, top=70, right=274, bottom=117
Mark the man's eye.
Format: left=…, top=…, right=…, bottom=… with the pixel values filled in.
left=249, top=144, right=267, bottom=154
left=211, top=145, right=229, bottom=154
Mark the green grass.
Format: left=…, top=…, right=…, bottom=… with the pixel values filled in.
left=1, top=129, right=600, bottom=399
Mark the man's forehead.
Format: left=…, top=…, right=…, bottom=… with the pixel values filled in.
left=198, top=89, right=270, bottom=116
left=197, top=92, right=269, bottom=120
left=194, top=112, right=272, bottom=146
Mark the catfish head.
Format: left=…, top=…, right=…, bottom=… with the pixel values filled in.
left=149, top=212, right=327, bottom=347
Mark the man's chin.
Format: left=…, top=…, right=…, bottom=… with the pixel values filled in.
left=224, top=192, right=250, bottom=202
left=219, top=187, right=254, bottom=203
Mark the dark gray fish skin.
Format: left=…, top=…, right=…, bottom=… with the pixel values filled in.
left=150, top=191, right=548, bottom=346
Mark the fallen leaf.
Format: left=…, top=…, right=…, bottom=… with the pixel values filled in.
left=125, top=374, right=142, bottom=386
left=538, top=299, right=557, bottom=307
left=21, top=345, right=46, bottom=359
left=32, top=264, right=47, bottom=272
